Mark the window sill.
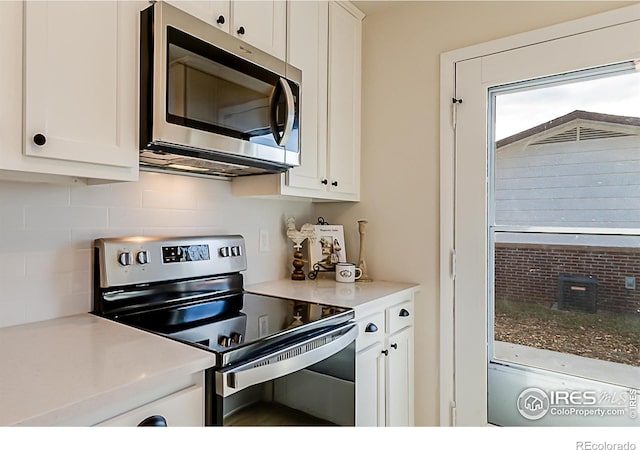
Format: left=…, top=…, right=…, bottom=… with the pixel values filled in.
left=494, top=341, right=640, bottom=390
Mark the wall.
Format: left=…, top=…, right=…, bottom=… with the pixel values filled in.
left=495, top=243, right=640, bottom=314
left=317, top=0, right=631, bottom=426
left=0, top=172, right=313, bottom=328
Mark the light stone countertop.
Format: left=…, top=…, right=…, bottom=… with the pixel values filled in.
left=246, top=278, right=420, bottom=312
left=1, top=279, right=418, bottom=426
left=0, top=314, right=216, bottom=426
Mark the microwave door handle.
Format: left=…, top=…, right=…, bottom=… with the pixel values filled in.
left=268, top=81, right=282, bottom=144
left=279, top=78, right=296, bottom=147
left=214, top=323, right=357, bottom=398
left=269, top=78, right=296, bottom=147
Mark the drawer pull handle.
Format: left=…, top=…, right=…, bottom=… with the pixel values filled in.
left=381, top=349, right=389, bottom=356
left=399, top=308, right=410, bottom=317
left=137, top=415, right=167, bottom=427
left=391, top=343, right=398, bottom=350
left=365, top=323, right=378, bottom=333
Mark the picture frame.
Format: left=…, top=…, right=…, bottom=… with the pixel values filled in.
left=307, top=224, right=347, bottom=272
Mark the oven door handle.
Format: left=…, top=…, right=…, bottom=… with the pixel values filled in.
left=215, top=322, right=357, bottom=397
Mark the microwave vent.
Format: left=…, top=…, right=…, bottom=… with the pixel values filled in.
left=140, top=149, right=276, bottom=178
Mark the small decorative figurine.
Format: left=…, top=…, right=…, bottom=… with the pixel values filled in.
left=285, top=218, right=315, bottom=281
left=357, top=220, right=372, bottom=282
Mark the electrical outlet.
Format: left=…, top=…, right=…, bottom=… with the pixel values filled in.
left=625, top=276, right=636, bottom=290
left=258, top=315, right=269, bottom=337
left=259, top=229, right=270, bottom=253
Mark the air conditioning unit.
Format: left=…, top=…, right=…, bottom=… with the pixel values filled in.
left=557, top=274, right=598, bottom=313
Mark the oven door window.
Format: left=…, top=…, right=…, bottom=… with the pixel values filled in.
left=166, top=26, right=299, bottom=152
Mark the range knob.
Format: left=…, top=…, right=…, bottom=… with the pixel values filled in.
left=118, top=251, right=133, bottom=266
left=231, top=246, right=242, bottom=257
left=218, top=335, right=231, bottom=347
left=219, top=246, right=230, bottom=257
left=230, top=332, right=243, bottom=344
left=136, top=250, right=150, bottom=265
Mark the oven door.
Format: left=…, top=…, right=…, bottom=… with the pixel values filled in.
left=208, top=322, right=357, bottom=426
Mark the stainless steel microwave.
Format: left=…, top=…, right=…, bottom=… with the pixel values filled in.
left=139, top=2, right=301, bottom=178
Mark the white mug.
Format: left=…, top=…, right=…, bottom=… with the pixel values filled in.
left=335, top=262, right=362, bottom=283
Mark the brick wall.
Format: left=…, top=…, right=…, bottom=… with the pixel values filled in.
left=495, top=243, right=640, bottom=314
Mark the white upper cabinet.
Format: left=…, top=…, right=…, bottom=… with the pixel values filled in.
left=232, top=0, right=287, bottom=60
left=232, top=1, right=363, bottom=202
left=169, top=0, right=286, bottom=59
left=285, top=0, right=329, bottom=191
left=167, top=1, right=231, bottom=33
left=326, top=1, right=361, bottom=198
left=20, top=1, right=139, bottom=181
left=0, top=2, right=23, bottom=175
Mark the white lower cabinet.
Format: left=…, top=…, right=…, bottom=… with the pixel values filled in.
left=356, top=340, right=386, bottom=426
left=96, top=384, right=204, bottom=427
left=355, top=295, right=414, bottom=426
left=385, top=326, right=414, bottom=426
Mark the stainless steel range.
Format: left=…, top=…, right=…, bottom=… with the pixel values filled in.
left=92, top=235, right=356, bottom=426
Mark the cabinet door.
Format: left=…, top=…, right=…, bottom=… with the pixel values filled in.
left=386, top=326, right=414, bottom=426
left=232, top=0, right=286, bottom=60
left=167, top=1, right=230, bottom=32
left=356, top=342, right=386, bottom=427
left=286, top=0, right=328, bottom=192
left=327, top=2, right=361, bottom=197
left=0, top=2, right=22, bottom=162
left=23, top=1, right=137, bottom=169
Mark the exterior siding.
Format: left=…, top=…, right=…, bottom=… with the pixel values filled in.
left=495, top=135, right=640, bottom=228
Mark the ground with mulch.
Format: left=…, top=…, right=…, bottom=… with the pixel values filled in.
left=494, top=301, right=640, bottom=367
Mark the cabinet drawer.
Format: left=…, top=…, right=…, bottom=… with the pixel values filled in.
left=96, top=384, right=203, bottom=427
left=386, top=301, right=413, bottom=335
left=356, top=311, right=384, bottom=351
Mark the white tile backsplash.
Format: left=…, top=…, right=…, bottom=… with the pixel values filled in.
left=25, top=205, right=110, bottom=229
left=0, top=182, right=70, bottom=206
left=0, top=171, right=313, bottom=328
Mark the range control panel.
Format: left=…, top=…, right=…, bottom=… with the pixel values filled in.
left=162, top=244, right=211, bottom=263
left=96, top=235, right=247, bottom=288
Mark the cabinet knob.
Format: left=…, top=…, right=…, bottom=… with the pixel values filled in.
left=33, top=133, right=47, bottom=146
left=216, top=15, right=225, bottom=25
left=137, top=415, right=167, bottom=427
left=237, top=26, right=245, bottom=35
left=391, top=343, right=398, bottom=350
left=365, top=323, right=378, bottom=333
left=399, top=308, right=410, bottom=317
left=331, top=180, right=338, bottom=187
left=381, top=349, right=389, bottom=356
left=321, top=179, right=328, bottom=185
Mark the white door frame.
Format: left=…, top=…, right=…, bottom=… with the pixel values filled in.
left=439, top=3, right=640, bottom=426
